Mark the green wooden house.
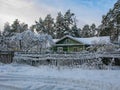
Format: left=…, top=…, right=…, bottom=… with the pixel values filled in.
left=52, top=35, right=110, bottom=53
left=52, top=35, right=89, bottom=53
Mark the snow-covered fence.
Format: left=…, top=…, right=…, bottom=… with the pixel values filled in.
left=98, top=53, right=120, bottom=58
left=13, top=52, right=99, bottom=66
left=13, top=51, right=120, bottom=66
left=14, top=52, right=99, bottom=60
left=0, top=51, right=14, bottom=63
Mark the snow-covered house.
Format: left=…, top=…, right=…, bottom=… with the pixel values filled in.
left=52, top=35, right=110, bottom=53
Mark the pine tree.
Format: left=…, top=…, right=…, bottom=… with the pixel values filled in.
left=35, top=18, right=45, bottom=33
left=63, top=10, right=74, bottom=36
left=100, top=0, right=120, bottom=43
left=11, top=19, right=21, bottom=34
left=0, top=30, right=2, bottom=37
left=43, top=14, right=55, bottom=37
left=19, top=23, right=28, bottom=33
left=70, top=16, right=80, bottom=37
left=55, top=12, right=64, bottom=38
left=3, top=22, right=11, bottom=37
left=11, top=19, right=28, bottom=34
left=30, top=25, right=35, bottom=32
left=71, top=24, right=80, bottom=37
left=90, top=23, right=96, bottom=37
left=82, top=24, right=91, bottom=37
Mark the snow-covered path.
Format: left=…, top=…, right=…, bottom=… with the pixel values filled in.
left=0, top=74, right=119, bottom=90
left=0, top=64, right=120, bottom=90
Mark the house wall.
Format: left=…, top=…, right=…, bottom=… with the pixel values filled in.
left=67, top=45, right=85, bottom=52
left=53, top=36, right=90, bottom=53
left=52, top=45, right=86, bottom=53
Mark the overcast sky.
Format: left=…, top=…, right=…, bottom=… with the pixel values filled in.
left=0, top=0, right=117, bottom=30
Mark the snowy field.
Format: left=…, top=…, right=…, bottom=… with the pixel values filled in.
left=0, top=64, right=120, bottom=90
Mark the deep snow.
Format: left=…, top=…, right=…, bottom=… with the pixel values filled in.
left=0, top=64, right=120, bottom=90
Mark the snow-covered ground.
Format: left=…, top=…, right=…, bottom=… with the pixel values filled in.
left=0, top=64, right=120, bottom=90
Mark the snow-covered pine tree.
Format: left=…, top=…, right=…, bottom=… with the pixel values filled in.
left=43, top=14, right=55, bottom=38
left=11, top=19, right=21, bottom=34
left=71, top=23, right=80, bottom=37
left=30, top=25, right=35, bottom=32
left=55, top=12, right=64, bottom=39
left=3, top=22, right=11, bottom=37
left=11, top=19, right=28, bottom=34
left=0, top=30, right=2, bottom=46
left=90, top=23, right=96, bottom=37
left=63, top=10, right=74, bottom=36
left=0, top=30, right=2, bottom=37
left=71, top=16, right=80, bottom=37
left=100, top=0, right=120, bottom=44
left=19, top=23, right=28, bottom=33
left=81, top=24, right=91, bottom=37
left=35, top=18, right=45, bottom=33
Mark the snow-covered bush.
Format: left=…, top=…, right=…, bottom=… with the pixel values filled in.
left=87, top=38, right=118, bottom=52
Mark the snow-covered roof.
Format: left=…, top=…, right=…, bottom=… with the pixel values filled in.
left=53, top=39, right=59, bottom=43
left=55, top=35, right=111, bottom=45
left=75, top=36, right=110, bottom=45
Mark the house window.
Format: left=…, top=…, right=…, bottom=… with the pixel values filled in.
left=73, top=47, right=78, bottom=52
left=57, top=47, right=63, bottom=52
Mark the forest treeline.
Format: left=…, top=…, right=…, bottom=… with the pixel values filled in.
left=1, top=10, right=97, bottom=39
left=1, top=0, right=120, bottom=41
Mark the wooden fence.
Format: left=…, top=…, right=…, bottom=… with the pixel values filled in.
left=0, top=51, right=14, bottom=64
